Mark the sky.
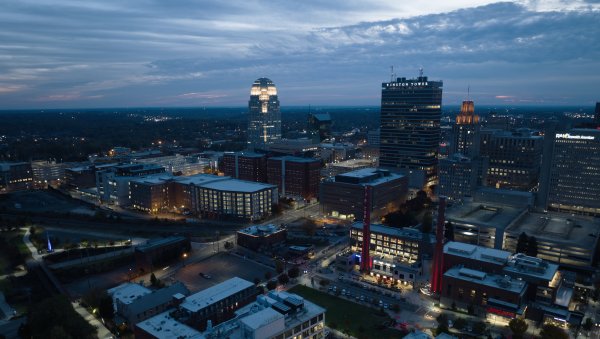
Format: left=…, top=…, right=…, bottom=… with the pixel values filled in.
left=1, top=0, right=599, bottom=109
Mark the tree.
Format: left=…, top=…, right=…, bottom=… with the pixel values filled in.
left=539, top=324, right=569, bottom=339
left=266, top=280, right=277, bottom=290
left=526, top=236, right=538, bottom=257
left=421, top=212, right=433, bottom=234
left=508, top=318, right=528, bottom=339
left=453, top=318, right=467, bottom=330
left=583, top=318, right=594, bottom=332
left=444, top=221, right=455, bottom=241
left=301, top=219, right=318, bottom=236
left=253, top=277, right=261, bottom=285
left=436, top=313, right=449, bottom=335
left=264, top=271, right=272, bottom=280
left=288, top=266, right=300, bottom=279
left=278, top=273, right=289, bottom=285
left=224, top=241, right=234, bottom=250
left=150, top=273, right=158, bottom=286
left=28, top=295, right=96, bottom=339
left=275, top=260, right=285, bottom=274
left=473, top=321, right=487, bottom=334
left=516, top=232, right=529, bottom=254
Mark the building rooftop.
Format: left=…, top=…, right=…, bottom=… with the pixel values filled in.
left=239, top=307, right=284, bottom=331
left=126, top=282, right=189, bottom=317
left=446, top=201, right=526, bottom=230
left=137, top=311, right=204, bottom=339
left=329, top=159, right=375, bottom=169
left=107, top=283, right=151, bottom=306
left=173, top=174, right=230, bottom=186
left=335, top=168, right=404, bottom=186
left=505, top=211, right=600, bottom=249
left=444, top=266, right=527, bottom=294
left=268, top=155, right=319, bottom=163
left=129, top=173, right=174, bottom=185
left=181, top=277, right=255, bottom=313
left=444, top=241, right=511, bottom=265
left=238, top=224, right=284, bottom=236
left=503, top=253, right=559, bottom=282
left=223, top=151, right=265, bottom=158
left=136, top=236, right=187, bottom=253
left=311, top=113, right=331, bottom=122
left=200, top=178, right=276, bottom=193
left=352, top=222, right=422, bottom=240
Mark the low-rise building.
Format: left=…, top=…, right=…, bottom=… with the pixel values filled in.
left=0, top=162, right=33, bottom=192
left=503, top=212, right=600, bottom=270
left=96, top=163, right=166, bottom=206
left=350, top=222, right=426, bottom=285
left=321, top=168, right=408, bottom=221
left=135, top=236, right=191, bottom=272
left=109, top=282, right=190, bottom=330
left=135, top=288, right=325, bottom=339
left=236, top=224, right=287, bottom=252
left=31, top=160, right=70, bottom=187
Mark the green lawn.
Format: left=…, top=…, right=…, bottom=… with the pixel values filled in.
left=288, top=285, right=405, bottom=339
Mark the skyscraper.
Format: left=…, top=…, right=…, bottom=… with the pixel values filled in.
left=452, top=100, right=480, bottom=156
left=379, top=73, right=443, bottom=190
left=247, top=78, right=281, bottom=150
left=538, top=129, right=600, bottom=216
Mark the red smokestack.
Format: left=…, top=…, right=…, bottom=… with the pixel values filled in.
left=430, top=196, right=447, bottom=294
left=360, top=185, right=372, bottom=272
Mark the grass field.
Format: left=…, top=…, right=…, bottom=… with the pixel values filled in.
left=0, top=229, right=30, bottom=275
left=288, top=285, right=405, bottom=339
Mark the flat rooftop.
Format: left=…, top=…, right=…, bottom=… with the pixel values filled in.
left=335, top=168, right=404, bottom=186
left=444, top=241, right=511, bottom=265
left=130, top=173, right=173, bottom=185
left=238, top=224, right=284, bottom=236
left=136, top=236, right=187, bottom=253
left=268, top=155, right=319, bottom=163
left=173, top=174, right=230, bottom=186
left=223, top=151, right=265, bottom=158
left=137, top=311, right=203, bottom=339
left=352, top=222, right=422, bottom=240
left=503, top=253, right=559, bottom=282
left=200, top=178, right=276, bottom=193
left=107, top=283, right=151, bottom=305
left=446, top=201, right=526, bottom=230
left=444, top=266, right=527, bottom=294
left=505, top=211, right=600, bottom=249
left=330, top=159, right=375, bottom=168
left=181, top=277, right=254, bottom=313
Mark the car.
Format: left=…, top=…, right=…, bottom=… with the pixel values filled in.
left=328, top=286, right=333, bottom=291
left=448, top=320, right=453, bottom=328
left=198, top=272, right=212, bottom=279
left=379, top=300, right=383, bottom=306
left=341, top=289, right=346, bottom=295
left=355, top=295, right=360, bottom=301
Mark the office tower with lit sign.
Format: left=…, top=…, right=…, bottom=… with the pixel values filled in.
left=538, top=129, right=600, bottom=215
left=379, top=73, right=443, bottom=190
left=452, top=100, right=480, bottom=156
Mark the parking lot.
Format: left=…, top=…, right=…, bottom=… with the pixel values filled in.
left=167, top=252, right=275, bottom=292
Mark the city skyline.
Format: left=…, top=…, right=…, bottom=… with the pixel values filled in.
left=1, top=1, right=599, bottom=109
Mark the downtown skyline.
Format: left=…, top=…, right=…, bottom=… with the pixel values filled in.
left=1, top=0, right=599, bottom=109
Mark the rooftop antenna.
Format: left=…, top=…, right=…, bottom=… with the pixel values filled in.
left=467, top=85, right=470, bottom=101
left=390, top=66, right=395, bottom=82
left=419, top=67, right=423, bottom=77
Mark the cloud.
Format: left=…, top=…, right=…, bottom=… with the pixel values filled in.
left=0, top=1, right=598, bottom=108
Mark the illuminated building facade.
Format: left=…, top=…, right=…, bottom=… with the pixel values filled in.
left=247, top=78, right=281, bottom=150
left=452, top=100, right=480, bottom=156
left=438, top=153, right=488, bottom=202
left=539, top=129, right=600, bottom=216
left=379, top=74, right=443, bottom=190
left=220, top=151, right=267, bottom=182
left=479, top=128, right=543, bottom=191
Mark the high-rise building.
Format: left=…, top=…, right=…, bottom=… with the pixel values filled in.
left=220, top=151, right=267, bottom=182
left=538, top=129, right=600, bottom=216
left=308, top=112, right=332, bottom=142
left=479, top=128, right=543, bottom=191
left=452, top=100, right=480, bottom=156
left=247, top=78, right=281, bottom=150
left=379, top=74, right=443, bottom=190
left=438, top=153, right=488, bottom=202
left=267, top=156, right=321, bottom=200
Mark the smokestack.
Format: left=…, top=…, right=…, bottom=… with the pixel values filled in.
left=430, top=196, right=447, bottom=294
left=360, top=185, right=372, bottom=272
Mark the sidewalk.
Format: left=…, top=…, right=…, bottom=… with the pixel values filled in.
left=72, top=302, right=114, bottom=339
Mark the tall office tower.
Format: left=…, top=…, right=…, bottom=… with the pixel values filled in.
left=452, top=100, right=481, bottom=156
left=308, top=112, right=332, bottom=142
left=538, top=129, right=600, bottom=215
left=479, top=128, right=543, bottom=191
left=380, top=73, right=443, bottom=190
left=438, top=153, right=488, bottom=202
left=247, top=78, right=281, bottom=150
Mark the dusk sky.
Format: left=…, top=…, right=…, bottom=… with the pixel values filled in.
left=1, top=0, right=599, bottom=109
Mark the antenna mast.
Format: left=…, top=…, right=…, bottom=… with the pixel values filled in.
left=419, top=67, right=423, bottom=77
left=390, top=66, right=395, bottom=82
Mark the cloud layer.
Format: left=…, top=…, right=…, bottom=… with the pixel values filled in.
left=0, top=1, right=599, bottom=108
